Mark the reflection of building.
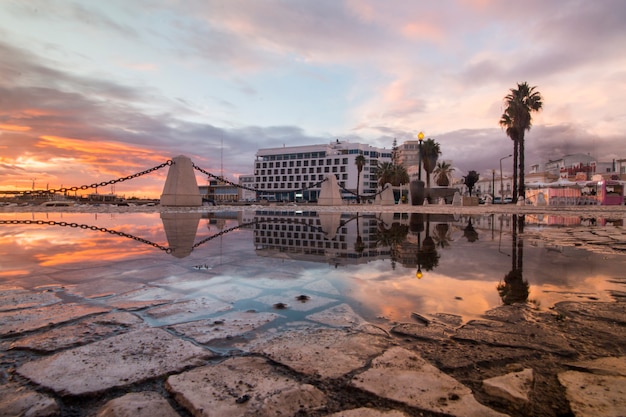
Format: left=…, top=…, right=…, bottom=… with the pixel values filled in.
left=254, top=140, right=392, bottom=202
left=252, top=211, right=391, bottom=265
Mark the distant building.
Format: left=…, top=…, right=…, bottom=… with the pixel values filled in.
left=238, top=174, right=256, bottom=201
left=254, top=140, right=392, bottom=202
left=199, top=179, right=238, bottom=203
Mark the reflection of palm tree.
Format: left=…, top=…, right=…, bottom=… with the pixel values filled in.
left=416, top=215, right=440, bottom=272
left=432, top=223, right=452, bottom=249
left=374, top=220, right=409, bottom=270
left=354, top=213, right=366, bottom=254
left=497, top=214, right=529, bottom=304
left=463, top=218, right=479, bottom=242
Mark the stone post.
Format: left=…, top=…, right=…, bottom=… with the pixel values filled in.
left=160, top=155, right=202, bottom=207
left=317, top=175, right=343, bottom=206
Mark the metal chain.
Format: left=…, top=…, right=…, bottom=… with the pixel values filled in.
left=0, top=219, right=172, bottom=253
left=20, top=160, right=174, bottom=196
left=338, top=183, right=389, bottom=200
left=192, top=163, right=328, bottom=195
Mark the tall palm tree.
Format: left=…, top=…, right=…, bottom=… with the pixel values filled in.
left=501, top=82, right=543, bottom=202
left=420, top=138, right=441, bottom=190
left=433, top=161, right=454, bottom=186
left=354, top=154, right=366, bottom=203
left=499, top=111, right=520, bottom=201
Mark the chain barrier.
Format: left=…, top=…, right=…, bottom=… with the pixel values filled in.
left=192, top=163, right=328, bottom=195
left=0, top=219, right=172, bottom=253
left=338, top=183, right=389, bottom=200
left=19, top=160, right=174, bottom=196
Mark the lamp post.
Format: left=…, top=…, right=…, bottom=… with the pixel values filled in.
left=417, top=132, right=424, bottom=181
left=491, top=169, right=495, bottom=203
left=500, top=154, right=512, bottom=201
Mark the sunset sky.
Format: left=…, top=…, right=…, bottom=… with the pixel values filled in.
left=1, top=0, right=625, bottom=198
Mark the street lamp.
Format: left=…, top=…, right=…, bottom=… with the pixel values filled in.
left=417, top=132, right=424, bottom=181
left=500, top=154, right=512, bottom=201
left=491, top=169, right=495, bottom=203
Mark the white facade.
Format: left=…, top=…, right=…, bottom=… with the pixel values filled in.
left=238, top=174, right=256, bottom=201
left=254, top=140, right=392, bottom=202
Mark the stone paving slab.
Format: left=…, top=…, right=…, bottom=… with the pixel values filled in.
left=167, top=310, right=279, bottom=344
left=453, top=318, right=577, bottom=356
left=305, top=303, right=368, bottom=327
left=103, top=286, right=178, bottom=310
left=327, top=409, right=409, bottom=417
left=10, top=312, right=144, bottom=352
left=166, top=356, right=327, bottom=417
left=0, top=302, right=109, bottom=336
left=251, top=327, right=391, bottom=379
left=0, top=381, right=59, bottom=417
left=350, top=347, right=509, bottom=417
left=17, top=328, right=212, bottom=396
left=144, top=297, right=233, bottom=325
left=0, top=289, right=60, bottom=312
left=483, top=368, right=534, bottom=408
left=558, top=371, right=626, bottom=417
left=95, top=391, right=180, bottom=417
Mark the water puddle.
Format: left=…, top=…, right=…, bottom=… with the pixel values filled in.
left=1, top=210, right=625, bottom=328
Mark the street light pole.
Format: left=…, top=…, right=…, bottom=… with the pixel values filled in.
left=500, top=154, right=512, bottom=201
left=417, top=132, right=424, bottom=181
left=491, top=169, right=495, bottom=203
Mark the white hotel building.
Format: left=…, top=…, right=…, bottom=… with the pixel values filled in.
left=253, top=140, right=393, bottom=202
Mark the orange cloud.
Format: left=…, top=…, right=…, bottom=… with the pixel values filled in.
left=0, top=124, right=31, bottom=132
left=37, top=135, right=164, bottom=163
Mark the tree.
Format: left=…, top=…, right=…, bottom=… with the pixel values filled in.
left=463, top=170, right=480, bottom=196
left=501, top=82, right=543, bottom=202
left=499, top=111, right=520, bottom=201
left=354, top=154, right=366, bottom=203
left=420, top=138, right=441, bottom=190
left=433, top=161, right=454, bottom=186
left=377, top=162, right=409, bottom=187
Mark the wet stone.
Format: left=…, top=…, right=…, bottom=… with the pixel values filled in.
left=251, top=327, right=391, bottom=378
left=326, top=408, right=410, bottom=417
left=0, top=381, right=59, bottom=417
left=0, top=289, right=60, bottom=312
left=95, top=391, right=180, bottom=417
left=166, top=356, right=327, bottom=417
left=558, top=371, right=626, bottom=417
left=391, top=321, right=454, bottom=342
left=305, top=303, right=368, bottom=327
left=483, top=368, right=534, bottom=408
left=167, top=310, right=279, bottom=344
left=103, top=286, right=177, bottom=310
left=350, top=347, right=509, bottom=417
left=10, top=312, right=144, bottom=352
left=453, top=317, right=577, bottom=357
left=144, top=297, right=233, bottom=325
left=17, top=328, right=212, bottom=396
left=0, top=302, right=109, bottom=336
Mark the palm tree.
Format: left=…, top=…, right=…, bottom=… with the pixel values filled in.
left=377, top=162, right=409, bottom=187
left=433, top=161, right=454, bottom=186
left=420, top=138, right=441, bottom=190
left=463, top=170, right=480, bottom=196
left=354, top=154, right=366, bottom=203
left=501, top=82, right=543, bottom=202
left=499, top=111, right=520, bottom=201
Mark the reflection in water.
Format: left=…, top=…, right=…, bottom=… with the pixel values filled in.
left=497, top=214, right=530, bottom=304
left=1, top=211, right=624, bottom=323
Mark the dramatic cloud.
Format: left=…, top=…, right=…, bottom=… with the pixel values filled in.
left=0, top=0, right=625, bottom=197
